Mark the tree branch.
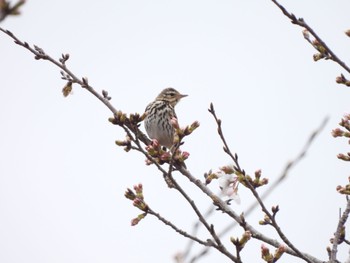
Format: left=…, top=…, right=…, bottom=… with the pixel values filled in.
left=330, top=197, right=350, bottom=261
left=271, top=0, right=350, bottom=74
left=147, top=207, right=210, bottom=247
left=0, top=26, right=151, bottom=146
left=184, top=116, right=328, bottom=262
left=204, top=103, right=324, bottom=263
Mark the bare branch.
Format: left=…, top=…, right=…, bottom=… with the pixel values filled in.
left=208, top=103, right=243, bottom=174
left=246, top=179, right=313, bottom=263
left=271, top=0, right=350, bottom=74
left=147, top=207, right=211, bottom=247
left=330, top=197, right=350, bottom=261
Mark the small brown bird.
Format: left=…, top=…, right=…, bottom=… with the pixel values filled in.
left=144, top=88, right=187, bottom=149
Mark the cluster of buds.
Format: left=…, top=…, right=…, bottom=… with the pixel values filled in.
left=145, top=139, right=168, bottom=165
left=312, top=39, right=328, bottom=60
left=336, top=176, right=350, bottom=195
left=336, top=74, right=350, bottom=87
left=173, top=149, right=190, bottom=163
left=129, top=112, right=146, bottom=124
left=171, top=118, right=200, bottom=145
left=332, top=114, right=350, bottom=162
left=59, top=53, right=70, bottom=65
left=143, top=118, right=197, bottom=166
left=302, top=29, right=329, bottom=61
left=124, top=184, right=149, bottom=226
left=124, top=184, right=147, bottom=209
left=109, top=111, right=128, bottom=126
left=115, top=135, right=132, bottom=152
left=335, top=114, right=350, bottom=134
left=183, top=120, right=200, bottom=135
left=102, top=90, right=112, bottom=101
left=109, top=111, right=146, bottom=127
left=261, top=244, right=286, bottom=262
left=259, top=214, right=272, bottom=226
left=259, top=206, right=279, bottom=225
left=145, top=139, right=190, bottom=166
left=230, top=231, right=251, bottom=252
left=204, top=169, right=219, bottom=185
left=238, top=169, right=268, bottom=189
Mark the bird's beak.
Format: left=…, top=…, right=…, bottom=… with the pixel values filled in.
left=179, top=94, right=188, bottom=99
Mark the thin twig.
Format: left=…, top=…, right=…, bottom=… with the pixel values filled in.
left=271, top=0, right=350, bottom=74
left=147, top=207, right=210, bottom=246
left=246, top=179, right=312, bottom=263
left=208, top=103, right=243, bottom=174
left=330, top=197, right=350, bottom=261
left=181, top=203, right=217, bottom=260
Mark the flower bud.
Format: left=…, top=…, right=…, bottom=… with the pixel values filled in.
left=274, top=245, right=286, bottom=260
left=345, top=30, right=350, bottom=37
left=124, top=188, right=136, bottom=200
left=332, top=128, right=344, bottom=137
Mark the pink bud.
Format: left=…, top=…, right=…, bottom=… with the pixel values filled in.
left=336, top=75, right=345, bottom=84
left=261, top=244, right=269, bottom=255
left=182, top=151, right=190, bottom=159
left=255, top=169, right=262, bottom=177
left=160, top=152, right=171, bottom=161
left=131, top=218, right=140, bottom=226
left=220, top=165, right=235, bottom=174
left=332, top=128, right=344, bottom=137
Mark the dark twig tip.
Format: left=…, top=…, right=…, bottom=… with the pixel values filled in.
left=6, top=30, right=13, bottom=36
left=208, top=103, right=215, bottom=114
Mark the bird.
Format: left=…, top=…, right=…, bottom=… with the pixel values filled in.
left=144, top=88, right=187, bottom=149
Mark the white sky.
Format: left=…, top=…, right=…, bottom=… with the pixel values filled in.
left=1, top=1, right=350, bottom=262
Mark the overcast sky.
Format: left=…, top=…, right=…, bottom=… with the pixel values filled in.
left=1, top=1, right=350, bottom=262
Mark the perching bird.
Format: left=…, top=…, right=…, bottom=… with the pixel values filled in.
left=144, top=88, right=187, bottom=149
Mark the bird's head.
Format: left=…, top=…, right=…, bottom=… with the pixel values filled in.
left=156, top=87, right=188, bottom=107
